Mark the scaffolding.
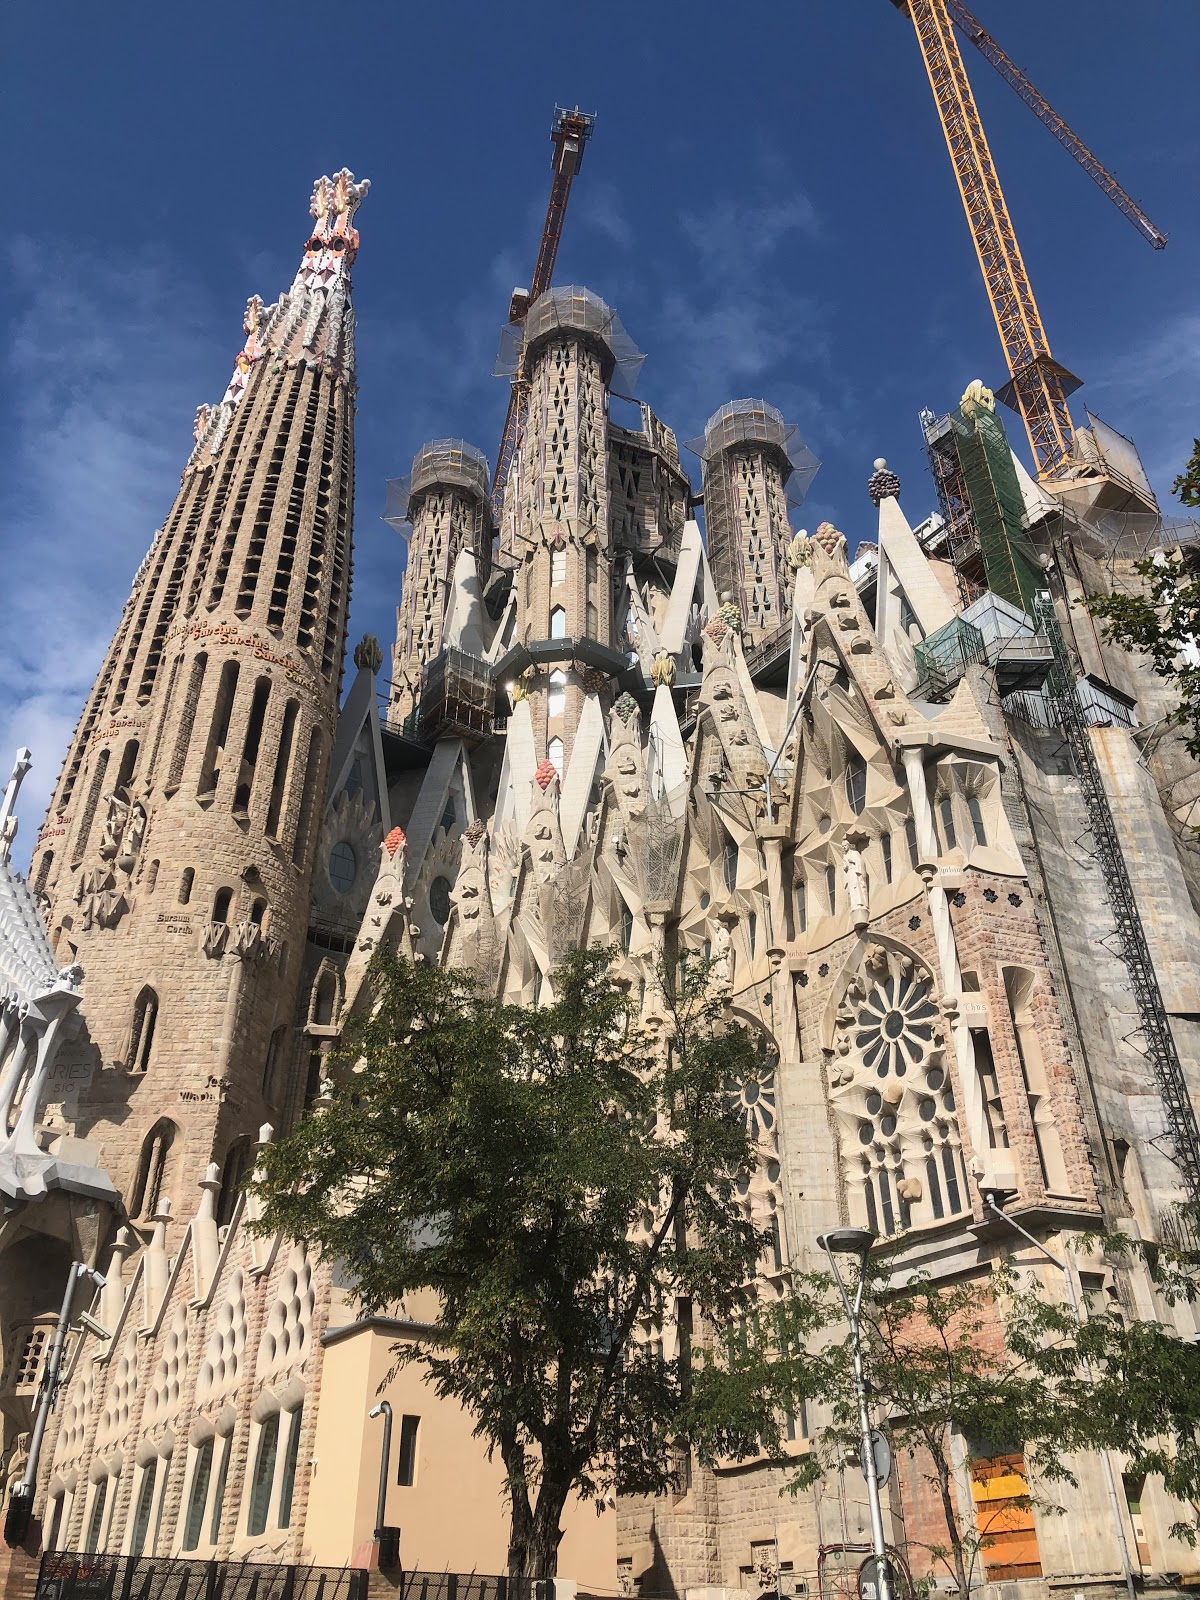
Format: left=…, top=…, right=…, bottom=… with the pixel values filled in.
left=414, top=648, right=495, bottom=747
left=922, top=403, right=1042, bottom=608
left=1035, top=592, right=1200, bottom=1205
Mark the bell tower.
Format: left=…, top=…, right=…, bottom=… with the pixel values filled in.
left=29, top=170, right=369, bottom=1223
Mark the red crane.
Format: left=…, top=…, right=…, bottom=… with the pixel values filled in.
left=491, top=106, right=595, bottom=519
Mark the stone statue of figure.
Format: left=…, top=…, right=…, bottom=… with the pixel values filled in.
left=98, top=793, right=130, bottom=860
left=841, top=839, right=869, bottom=924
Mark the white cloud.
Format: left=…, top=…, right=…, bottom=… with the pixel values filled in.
left=0, top=238, right=223, bottom=870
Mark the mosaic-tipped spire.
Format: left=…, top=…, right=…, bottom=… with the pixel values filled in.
left=868, top=457, right=902, bottom=506
left=187, top=168, right=370, bottom=471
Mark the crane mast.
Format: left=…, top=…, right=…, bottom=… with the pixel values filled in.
left=893, top=0, right=1076, bottom=478
left=491, top=106, right=595, bottom=520
left=944, top=0, right=1167, bottom=252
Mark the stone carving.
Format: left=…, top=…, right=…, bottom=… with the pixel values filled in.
left=841, top=839, right=869, bottom=926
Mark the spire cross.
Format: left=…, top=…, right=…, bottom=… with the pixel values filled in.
left=0, top=749, right=32, bottom=864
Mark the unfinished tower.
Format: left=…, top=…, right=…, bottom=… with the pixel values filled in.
left=699, top=399, right=814, bottom=644
left=388, top=441, right=493, bottom=730
left=506, top=286, right=641, bottom=767
left=27, top=170, right=369, bottom=1221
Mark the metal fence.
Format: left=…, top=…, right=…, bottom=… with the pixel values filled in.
left=35, top=1554, right=368, bottom=1600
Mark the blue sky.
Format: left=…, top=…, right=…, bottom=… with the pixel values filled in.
left=2, top=1, right=1196, bottom=863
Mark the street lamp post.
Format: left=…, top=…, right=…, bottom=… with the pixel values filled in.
left=983, top=1196, right=1136, bottom=1600
left=4, top=1261, right=107, bottom=1548
left=368, top=1401, right=393, bottom=1538
left=818, top=1227, right=892, bottom=1600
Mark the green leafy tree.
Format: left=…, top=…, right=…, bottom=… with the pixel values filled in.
left=1173, top=439, right=1200, bottom=509
left=762, top=1257, right=1200, bottom=1595
left=250, top=946, right=803, bottom=1579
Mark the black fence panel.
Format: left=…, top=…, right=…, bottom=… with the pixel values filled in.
left=36, top=1554, right=368, bottom=1600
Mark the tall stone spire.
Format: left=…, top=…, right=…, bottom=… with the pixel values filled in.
left=29, top=170, right=369, bottom=1226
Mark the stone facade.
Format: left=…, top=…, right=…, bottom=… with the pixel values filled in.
left=6, top=217, right=1200, bottom=1600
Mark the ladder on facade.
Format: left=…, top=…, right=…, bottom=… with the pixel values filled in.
left=1035, top=593, right=1200, bottom=1205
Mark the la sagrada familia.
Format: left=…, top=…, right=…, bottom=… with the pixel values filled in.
left=3, top=164, right=1200, bottom=1599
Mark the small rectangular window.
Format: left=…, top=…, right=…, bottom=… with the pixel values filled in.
left=905, top=816, right=919, bottom=867
left=182, top=1438, right=214, bottom=1551
left=795, top=876, right=806, bottom=934
left=881, top=832, right=893, bottom=883
left=825, top=862, right=837, bottom=913
left=967, top=794, right=988, bottom=848
left=551, top=550, right=567, bottom=587
left=397, top=1414, right=420, bottom=1486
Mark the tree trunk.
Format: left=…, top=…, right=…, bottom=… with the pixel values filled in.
left=935, top=1460, right=970, bottom=1599
left=504, top=1446, right=534, bottom=1581
left=518, top=1480, right=570, bottom=1581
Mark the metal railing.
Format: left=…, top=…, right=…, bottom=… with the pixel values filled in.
left=35, top=1555, right=367, bottom=1600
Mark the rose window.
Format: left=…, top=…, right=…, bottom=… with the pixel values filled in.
left=855, top=973, right=937, bottom=1078
left=729, top=1065, right=777, bottom=1142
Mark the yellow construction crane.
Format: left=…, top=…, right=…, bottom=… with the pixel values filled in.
left=890, top=0, right=1167, bottom=481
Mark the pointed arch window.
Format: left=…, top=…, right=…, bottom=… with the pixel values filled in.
left=182, top=1438, right=214, bottom=1551
left=83, top=1476, right=109, bottom=1554
left=278, top=1407, right=304, bottom=1528
left=128, top=987, right=158, bottom=1074
left=549, top=606, right=567, bottom=640
left=217, top=1136, right=255, bottom=1228
left=131, top=1119, right=175, bottom=1219
left=967, top=793, right=988, bottom=849
left=129, top=1458, right=158, bottom=1557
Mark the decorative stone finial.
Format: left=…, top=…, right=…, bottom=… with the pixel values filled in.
left=786, top=531, right=811, bottom=570
left=383, top=826, right=407, bottom=859
left=534, top=759, right=558, bottom=792
left=868, top=459, right=902, bottom=506
left=353, top=633, right=384, bottom=673
left=961, top=379, right=995, bottom=419
left=651, top=653, right=676, bottom=687
left=308, top=170, right=371, bottom=265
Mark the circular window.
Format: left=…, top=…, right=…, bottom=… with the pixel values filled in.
left=858, top=1122, right=874, bottom=1146
left=329, top=840, right=356, bottom=894
left=866, top=1091, right=882, bottom=1116
left=429, top=875, right=452, bottom=926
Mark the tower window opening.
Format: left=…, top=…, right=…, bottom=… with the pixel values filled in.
left=128, top=987, right=159, bottom=1075
left=263, top=1024, right=288, bottom=1104
left=549, top=605, right=567, bottom=640
left=198, top=660, right=240, bottom=800
left=233, top=677, right=271, bottom=816
left=548, top=737, right=564, bottom=776
left=114, top=738, right=140, bottom=800
left=845, top=752, right=867, bottom=815
left=131, top=1118, right=175, bottom=1217
left=881, top=832, right=893, bottom=883
left=248, top=896, right=267, bottom=926
left=551, top=549, right=567, bottom=586
left=212, top=887, right=233, bottom=924
left=166, top=653, right=207, bottom=793
left=178, top=867, right=195, bottom=905
left=291, top=727, right=324, bottom=867
left=145, top=858, right=159, bottom=894
left=265, top=699, right=299, bottom=839
left=73, top=749, right=110, bottom=866
left=795, top=874, right=807, bottom=934
left=34, top=851, right=53, bottom=897
left=972, top=1028, right=1009, bottom=1150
